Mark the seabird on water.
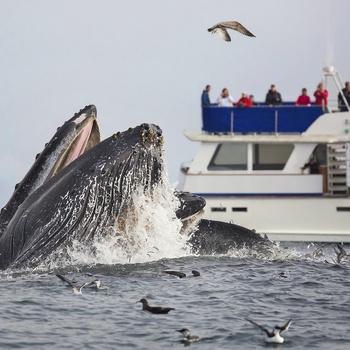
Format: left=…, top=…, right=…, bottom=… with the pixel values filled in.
left=177, top=328, right=199, bottom=342
left=56, top=274, right=102, bottom=295
left=138, top=298, right=175, bottom=314
left=163, top=270, right=187, bottom=278
left=333, top=244, right=349, bottom=264
left=207, top=21, right=255, bottom=42
left=163, top=270, right=201, bottom=278
left=245, top=318, right=292, bottom=344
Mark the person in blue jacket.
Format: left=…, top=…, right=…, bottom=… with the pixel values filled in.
left=201, top=85, right=211, bottom=106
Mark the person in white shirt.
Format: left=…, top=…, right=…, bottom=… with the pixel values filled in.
left=216, top=88, right=234, bottom=107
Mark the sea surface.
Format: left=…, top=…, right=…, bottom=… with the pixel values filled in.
left=0, top=242, right=349, bottom=350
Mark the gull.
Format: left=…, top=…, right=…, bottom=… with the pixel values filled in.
left=177, top=328, right=200, bottom=342
left=332, top=244, right=349, bottom=264
left=138, top=298, right=175, bottom=314
left=56, top=274, right=101, bottom=295
left=207, top=21, right=255, bottom=42
left=246, top=318, right=292, bottom=344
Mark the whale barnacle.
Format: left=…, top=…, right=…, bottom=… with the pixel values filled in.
left=148, top=129, right=155, bottom=142
left=156, top=130, right=164, bottom=146
left=140, top=131, right=146, bottom=143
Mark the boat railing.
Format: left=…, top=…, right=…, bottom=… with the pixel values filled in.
left=202, top=103, right=324, bottom=134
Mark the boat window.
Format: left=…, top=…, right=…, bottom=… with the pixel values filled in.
left=208, top=143, right=247, bottom=170
left=253, top=143, right=294, bottom=170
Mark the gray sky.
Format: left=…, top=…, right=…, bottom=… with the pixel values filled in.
left=0, top=0, right=349, bottom=207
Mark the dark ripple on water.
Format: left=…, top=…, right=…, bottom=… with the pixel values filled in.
left=0, top=244, right=350, bottom=349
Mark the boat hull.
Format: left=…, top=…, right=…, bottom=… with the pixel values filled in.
left=201, top=196, right=350, bottom=242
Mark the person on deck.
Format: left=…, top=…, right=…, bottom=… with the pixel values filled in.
left=216, top=88, right=234, bottom=107
left=236, top=92, right=252, bottom=107
left=265, top=84, right=282, bottom=106
left=201, top=85, right=211, bottom=106
left=296, top=88, right=311, bottom=106
left=313, top=82, right=328, bottom=106
left=338, top=81, right=350, bottom=112
left=249, top=94, right=258, bottom=106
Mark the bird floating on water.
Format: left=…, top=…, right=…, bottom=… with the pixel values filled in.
left=56, top=274, right=102, bottom=295
left=163, top=270, right=201, bottom=278
left=164, top=270, right=186, bottom=278
left=207, top=21, right=255, bottom=42
left=245, top=318, right=292, bottom=344
left=138, top=298, right=175, bottom=314
left=177, top=328, right=199, bottom=342
left=332, top=244, right=349, bottom=264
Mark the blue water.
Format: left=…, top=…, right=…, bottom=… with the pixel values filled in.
left=0, top=243, right=349, bottom=349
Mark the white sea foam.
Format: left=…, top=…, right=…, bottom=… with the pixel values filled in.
left=46, top=172, right=192, bottom=269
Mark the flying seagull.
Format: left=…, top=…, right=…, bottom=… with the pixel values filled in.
left=207, top=21, right=255, bottom=42
left=245, top=318, right=292, bottom=344
left=56, top=274, right=102, bottom=295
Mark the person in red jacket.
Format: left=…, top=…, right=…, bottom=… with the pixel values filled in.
left=236, top=92, right=252, bottom=107
left=296, top=88, right=311, bottom=106
left=313, top=82, right=328, bottom=106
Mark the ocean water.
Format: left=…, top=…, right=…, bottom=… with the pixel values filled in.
left=0, top=242, right=349, bottom=350
left=1, top=173, right=349, bottom=349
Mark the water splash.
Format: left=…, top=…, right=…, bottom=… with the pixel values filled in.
left=43, top=173, right=192, bottom=269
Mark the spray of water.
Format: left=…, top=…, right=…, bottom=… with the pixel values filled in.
left=43, top=168, right=192, bottom=269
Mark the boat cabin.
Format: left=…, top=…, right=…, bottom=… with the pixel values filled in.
left=179, top=103, right=350, bottom=198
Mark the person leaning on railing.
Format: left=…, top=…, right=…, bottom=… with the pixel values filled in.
left=236, top=92, right=252, bottom=107
left=295, top=88, right=311, bottom=106
left=216, top=88, right=234, bottom=107
left=249, top=94, right=258, bottom=106
left=265, top=84, right=282, bottom=107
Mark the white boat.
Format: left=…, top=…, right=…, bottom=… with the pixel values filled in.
left=177, top=67, right=350, bottom=242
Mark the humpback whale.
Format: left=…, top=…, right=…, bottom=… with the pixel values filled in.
left=0, top=123, right=165, bottom=269
left=0, top=106, right=272, bottom=270
left=189, top=219, right=272, bottom=255
left=0, top=105, right=100, bottom=237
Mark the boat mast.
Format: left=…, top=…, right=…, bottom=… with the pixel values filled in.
left=323, top=66, right=350, bottom=112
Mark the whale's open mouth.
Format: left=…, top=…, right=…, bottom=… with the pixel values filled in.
left=48, top=115, right=100, bottom=179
